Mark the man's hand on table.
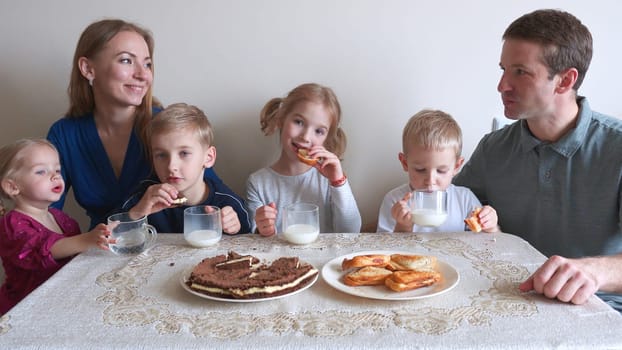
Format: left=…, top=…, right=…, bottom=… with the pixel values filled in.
left=519, top=255, right=599, bottom=305
left=519, top=254, right=622, bottom=305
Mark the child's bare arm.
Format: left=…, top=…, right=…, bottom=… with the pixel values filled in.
left=50, top=222, right=116, bottom=259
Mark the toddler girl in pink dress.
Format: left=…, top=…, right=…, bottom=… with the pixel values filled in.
left=0, top=139, right=115, bottom=314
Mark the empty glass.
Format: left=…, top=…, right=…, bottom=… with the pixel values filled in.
left=107, top=213, right=157, bottom=255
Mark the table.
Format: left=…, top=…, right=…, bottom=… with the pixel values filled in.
left=2, top=232, right=621, bottom=349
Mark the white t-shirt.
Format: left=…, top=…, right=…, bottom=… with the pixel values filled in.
left=246, top=167, right=362, bottom=233
left=376, top=183, right=481, bottom=233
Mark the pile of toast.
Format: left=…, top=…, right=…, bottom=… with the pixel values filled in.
left=341, top=253, right=441, bottom=292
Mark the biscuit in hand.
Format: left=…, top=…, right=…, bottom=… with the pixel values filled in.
left=172, top=197, right=188, bottom=205
left=464, top=207, right=482, bottom=232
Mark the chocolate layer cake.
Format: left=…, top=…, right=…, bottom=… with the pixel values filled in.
left=186, top=251, right=318, bottom=299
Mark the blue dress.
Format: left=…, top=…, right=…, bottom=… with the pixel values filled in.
left=47, top=112, right=221, bottom=229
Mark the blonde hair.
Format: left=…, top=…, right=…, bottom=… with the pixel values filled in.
left=145, top=103, right=214, bottom=158
left=402, top=109, right=462, bottom=157
left=259, top=83, right=347, bottom=157
left=0, top=139, right=58, bottom=215
left=66, top=19, right=161, bottom=139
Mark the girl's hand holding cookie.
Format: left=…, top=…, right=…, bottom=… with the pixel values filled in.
left=308, top=146, right=345, bottom=186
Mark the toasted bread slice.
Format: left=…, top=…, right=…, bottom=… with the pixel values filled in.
left=387, top=254, right=437, bottom=271
left=296, top=148, right=319, bottom=166
left=342, top=254, right=391, bottom=271
left=384, top=270, right=441, bottom=292
left=464, top=207, right=482, bottom=232
left=343, top=266, right=393, bottom=286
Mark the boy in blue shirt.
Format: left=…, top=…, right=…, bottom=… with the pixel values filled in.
left=120, top=103, right=250, bottom=234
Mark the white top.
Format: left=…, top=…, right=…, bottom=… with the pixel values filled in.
left=246, top=167, right=362, bottom=233
left=376, top=183, right=481, bottom=232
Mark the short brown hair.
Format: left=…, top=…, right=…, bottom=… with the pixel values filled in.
left=503, top=9, right=592, bottom=91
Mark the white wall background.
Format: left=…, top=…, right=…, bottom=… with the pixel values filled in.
left=1, top=0, right=621, bottom=231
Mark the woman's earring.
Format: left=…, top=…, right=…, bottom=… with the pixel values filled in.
left=88, top=78, right=94, bottom=87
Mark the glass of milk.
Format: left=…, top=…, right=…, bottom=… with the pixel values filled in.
left=183, top=206, right=222, bottom=247
left=410, top=190, right=448, bottom=227
left=281, top=203, right=320, bottom=244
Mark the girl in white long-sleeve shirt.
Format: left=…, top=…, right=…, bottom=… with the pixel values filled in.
left=246, top=83, right=361, bottom=236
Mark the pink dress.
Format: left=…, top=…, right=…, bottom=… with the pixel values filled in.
left=0, top=208, right=80, bottom=314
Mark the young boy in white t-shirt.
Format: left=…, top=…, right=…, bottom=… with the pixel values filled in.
left=376, top=109, right=499, bottom=233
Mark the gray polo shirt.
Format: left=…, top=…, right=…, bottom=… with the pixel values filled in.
left=454, top=97, right=622, bottom=259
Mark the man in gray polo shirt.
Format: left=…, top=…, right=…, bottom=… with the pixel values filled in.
left=454, top=9, right=622, bottom=311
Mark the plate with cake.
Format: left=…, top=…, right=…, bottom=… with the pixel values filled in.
left=180, top=251, right=319, bottom=302
left=321, top=250, right=459, bottom=300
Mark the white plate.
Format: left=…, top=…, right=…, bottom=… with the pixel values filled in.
left=179, top=263, right=319, bottom=303
left=321, top=250, right=459, bottom=301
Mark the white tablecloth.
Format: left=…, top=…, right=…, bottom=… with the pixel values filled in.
left=1, top=232, right=621, bottom=349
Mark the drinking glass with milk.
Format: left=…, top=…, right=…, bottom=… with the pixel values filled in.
left=281, top=203, right=320, bottom=244
left=107, top=212, right=157, bottom=255
left=410, top=190, right=448, bottom=227
left=183, top=206, right=222, bottom=247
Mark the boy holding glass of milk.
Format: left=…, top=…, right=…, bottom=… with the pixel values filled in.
left=376, top=109, right=499, bottom=233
